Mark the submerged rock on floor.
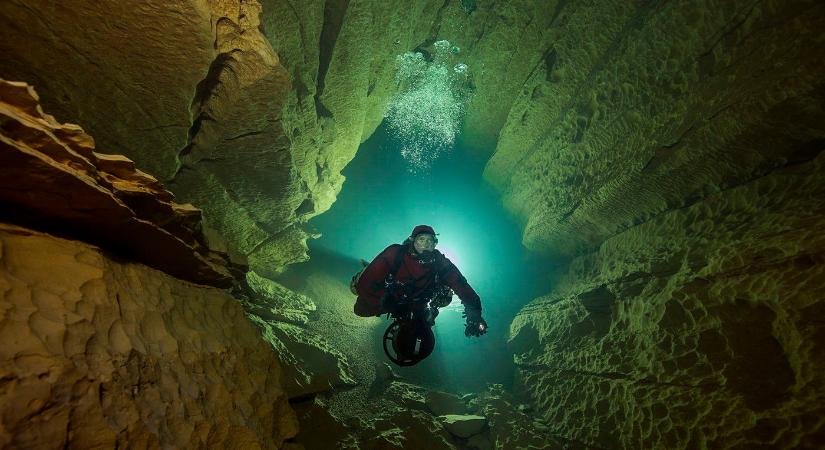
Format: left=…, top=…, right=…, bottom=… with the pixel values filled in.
left=293, top=376, right=562, bottom=449
left=244, top=270, right=317, bottom=326
left=439, top=414, right=488, bottom=439
left=426, top=390, right=469, bottom=416
left=239, top=271, right=356, bottom=399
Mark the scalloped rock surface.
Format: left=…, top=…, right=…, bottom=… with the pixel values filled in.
left=501, top=2, right=825, bottom=447
left=510, top=152, right=825, bottom=447
left=0, top=223, right=297, bottom=449
left=484, top=0, right=825, bottom=257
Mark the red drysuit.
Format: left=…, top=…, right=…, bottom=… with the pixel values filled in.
left=354, top=243, right=481, bottom=317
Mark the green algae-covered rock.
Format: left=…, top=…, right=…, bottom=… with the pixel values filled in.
left=438, top=414, right=487, bottom=438
left=425, top=391, right=467, bottom=416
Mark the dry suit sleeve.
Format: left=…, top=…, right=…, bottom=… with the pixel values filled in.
left=440, top=259, right=482, bottom=311
left=355, top=245, right=397, bottom=296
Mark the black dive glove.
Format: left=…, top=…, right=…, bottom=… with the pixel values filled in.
left=462, top=308, right=488, bottom=337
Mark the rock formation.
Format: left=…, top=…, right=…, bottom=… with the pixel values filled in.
left=1, top=0, right=824, bottom=449
left=0, top=0, right=590, bottom=276
left=240, top=271, right=357, bottom=399
left=495, top=1, right=825, bottom=448
left=0, top=79, right=234, bottom=287
left=292, top=378, right=559, bottom=449
left=0, top=224, right=298, bottom=448
left=0, top=80, right=298, bottom=447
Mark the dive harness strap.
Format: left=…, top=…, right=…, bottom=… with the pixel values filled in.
left=383, top=243, right=441, bottom=309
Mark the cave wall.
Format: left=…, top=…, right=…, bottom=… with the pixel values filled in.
left=493, top=1, right=825, bottom=448
left=484, top=0, right=825, bottom=257
left=0, top=80, right=298, bottom=448
left=3, top=1, right=825, bottom=447
left=0, top=0, right=445, bottom=277
left=0, top=224, right=298, bottom=448
left=0, top=0, right=578, bottom=277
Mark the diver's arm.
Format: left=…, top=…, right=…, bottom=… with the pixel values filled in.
left=439, top=259, right=482, bottom=311
left=355, top=244, right=398, bottom=295
left=437, top=255, right=487, bottom=337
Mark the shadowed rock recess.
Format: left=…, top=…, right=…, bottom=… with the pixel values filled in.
left=1, top=0, right=824, bottom=449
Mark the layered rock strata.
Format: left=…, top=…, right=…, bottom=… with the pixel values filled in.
left=0, top=0, right=591, bottom=275
left=0, top=78, right=299, bottom=448
left=0, top=223, right=298, bottom=448
left=500, top=1, right=825, bottom=448
left=0, top=80, right=233, bottom=287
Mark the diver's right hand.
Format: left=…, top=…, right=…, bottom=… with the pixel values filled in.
left=462, top=308, right=488, bottom=337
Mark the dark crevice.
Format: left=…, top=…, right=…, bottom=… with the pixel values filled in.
left=549, top=0, right=570, bottom=26
left=191, top=51, right=240, bottom=108
left=411, top=40, right=436, bottom=62
left=172, top=49, right=240, bottom=180
left=695, top=0, right=762, bottom=71
left=424, top=0, right=452, bottom=47
left=316, top=0, right=350, bottom=99
left=543, top=48, right=557, bottom=82
left=288, top=393, right=318, bottom=405
left=507, top=0, right=666, bottom=180
left=459, top=0, right=477, bottom=14
left=786, top=138, right=825, bottom=165
left=315, top=99, right=333, bottom=118
left=226, top=130, right=265, bottom=141
left=296, top=198, right=315, bottom=216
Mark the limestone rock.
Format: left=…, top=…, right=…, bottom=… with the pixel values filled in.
left=239, top=270, right=356, bottom=399
left=0, top=79, right=233, bottom=287
left=467, top=433, right=493, bottom=450
left=0, top=223, right=297, bottom=449
left=0, top=0, right=214, bottom=181
left=484, top=0, right=825, bottom=258
left=425, top=390, right=467, bottom=416
left=438, top=414, right=487, bottom=438
left=292, top=397, right=357, bottom=449
left=364, top=410, right=455, bottom=450
left=507, top=138, right=825, bottom=448
left=368, top=362, right=403, bottom=398
left=244, top=270, right=316, bottom=326
left=383, top=382, right=428, bottom=413
left=248, top=316, right=356, bottom=399
left=471, top=384, right=563, bottom=449
left=375, top=362, right=402, bottom=384
left=0, top=0, right=578, bottom=276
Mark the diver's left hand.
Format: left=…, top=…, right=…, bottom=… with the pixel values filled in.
left=463, top=308, right=488, bottom=337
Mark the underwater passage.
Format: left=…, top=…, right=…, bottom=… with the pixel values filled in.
left=350, top=225, right=488, bottom=367
left=1, top=1, right=825, bottom=449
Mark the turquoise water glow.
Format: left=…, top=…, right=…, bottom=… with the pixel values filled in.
left=298, top=122, right=559, bottom=391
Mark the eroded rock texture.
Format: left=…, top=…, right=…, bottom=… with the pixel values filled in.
left=484, top=0, right=825, bottom=257
left=3, top=0, right=825, bottom=448
left=501, top=1, right=825, bottom=448
left=0, top=0, right=588, bottom=276
left=0, top=79, right=233, bottom=287
left=0, top=224, right=298, bottom=448
left=240, top=271, right=357, bottom=399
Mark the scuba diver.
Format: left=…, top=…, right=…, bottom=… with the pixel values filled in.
left=351, top=225, right=487, bottom=366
